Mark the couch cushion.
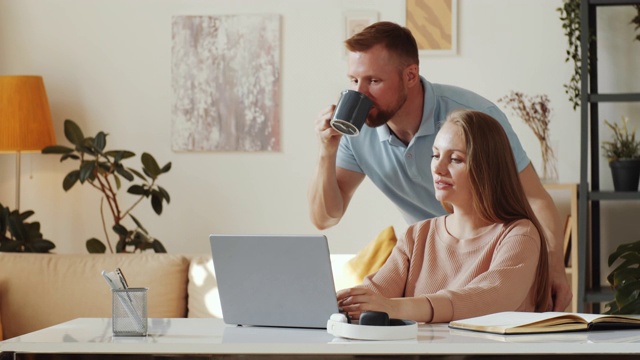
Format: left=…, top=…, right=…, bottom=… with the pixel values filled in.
left=0, top=253, right=190, bottom=339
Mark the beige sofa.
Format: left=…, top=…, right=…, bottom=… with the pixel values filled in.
left=0, top=253, right=358, bottom=340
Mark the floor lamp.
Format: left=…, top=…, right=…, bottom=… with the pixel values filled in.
left=0, top=76, right=56, bottom=211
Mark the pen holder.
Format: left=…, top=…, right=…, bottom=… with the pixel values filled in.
left=112, top=288, right=148, bottom=336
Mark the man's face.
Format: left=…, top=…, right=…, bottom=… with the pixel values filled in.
left=346, top=45, right=408, bottom=128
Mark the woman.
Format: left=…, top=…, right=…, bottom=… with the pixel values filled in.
left=337, top=110, right=549, bottom=323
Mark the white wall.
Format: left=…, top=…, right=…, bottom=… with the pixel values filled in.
left=1, top=0, right=639, bottom=281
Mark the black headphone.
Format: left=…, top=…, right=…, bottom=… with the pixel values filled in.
left=327, top=311, right=418, bottom=340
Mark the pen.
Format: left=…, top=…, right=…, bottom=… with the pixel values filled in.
left=115, top=268, right=129, bottom=289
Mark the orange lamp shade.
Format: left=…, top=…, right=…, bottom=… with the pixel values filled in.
left=0, top=75, right=56, bottom=153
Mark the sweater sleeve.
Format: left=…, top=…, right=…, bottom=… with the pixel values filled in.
left=427, top=221, right=542, bottom=323
left=359, top=222, right=425, bottom=298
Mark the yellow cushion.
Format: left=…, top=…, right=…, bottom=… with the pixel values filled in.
left=344, top=226, right=397, bottom=284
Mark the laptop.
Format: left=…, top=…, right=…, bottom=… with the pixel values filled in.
left=209, top=234, right=340, bottom=329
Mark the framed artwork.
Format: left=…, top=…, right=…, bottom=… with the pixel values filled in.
left=171, top=14, right=281, bottom=152
left=344, top=11, right=379, bottom=39
left=406, top=0, right=457, bottom=55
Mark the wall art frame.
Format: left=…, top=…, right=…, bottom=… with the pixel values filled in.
left=406, top=0, right=457, bottom=56
left=344, top=10, right=379, bottom=40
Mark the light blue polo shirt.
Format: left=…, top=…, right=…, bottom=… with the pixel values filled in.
left=336, top=77, right=529, bottom=224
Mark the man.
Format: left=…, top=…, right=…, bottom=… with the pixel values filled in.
left=308, top=21, right=571, bottom=311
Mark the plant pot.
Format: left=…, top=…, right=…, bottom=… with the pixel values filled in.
left=610, top=159, right=640, bottom=191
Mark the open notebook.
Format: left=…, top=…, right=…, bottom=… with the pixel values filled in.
left=449, top=311, right=640, bottom=335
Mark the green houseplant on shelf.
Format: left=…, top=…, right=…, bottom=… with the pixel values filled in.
left=0, top=203, right=55, bottom=253
left=557, top=2, right=639, bottom=110
left=601, top=116, right=640, bottom=192
left=557, top=0, right=582, bottom=111
left=605, top=239, right=640, bottom=314
left=43, top=119, right=171, bottom=253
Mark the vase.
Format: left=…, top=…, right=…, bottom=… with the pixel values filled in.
left=610, top=159, right=640, bottom=191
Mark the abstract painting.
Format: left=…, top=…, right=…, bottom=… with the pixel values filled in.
left=406, top=0, right=457, bottom=55
left=171, top=15, right=281, bottom=152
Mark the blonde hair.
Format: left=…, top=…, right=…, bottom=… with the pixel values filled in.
left=442, top=109, right=549, bottom=312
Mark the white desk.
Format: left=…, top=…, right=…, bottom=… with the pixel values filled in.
left=1, top=318, right=640, bottom=359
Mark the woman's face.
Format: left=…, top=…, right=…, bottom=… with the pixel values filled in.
left=431, top=122, right=473, bottom=207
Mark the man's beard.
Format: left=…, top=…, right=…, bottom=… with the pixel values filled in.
left=365, top=92, right=408, bottom=128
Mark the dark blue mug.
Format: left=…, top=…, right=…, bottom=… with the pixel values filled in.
left=330, top=90, right=373, bottom=136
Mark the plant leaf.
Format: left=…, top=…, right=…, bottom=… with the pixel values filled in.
left=29, top=239, right=56, bottom=252
left=112, top=223, right=128, bottom=237
left=129, top=214, right=148, bottom=234
left=94, top=131, right=107, bottom=152
left=158, top=186, right=170, bottom=203
left=161, top=162, right=172, bottom=173
left=79, top=161, right=96, bottom=183
left=127, top=184, right=147, bottom=196
left=64, top=119, right=85, bottom=146
left=115, top=236, right=127, bottom=253
left=0, top=240, right=23, bottom=252
left=60, top=153, right=80, bottom=162
left=62, top=170, right=80, bottom=191
left=18, top=210, right=35, bottom=222
left=86, top=238, right=107, bottom=253
left=42, top=145, right=74, bottom=154
left=105, top=150, right=135, bottom=159
left=152, top=239, right=167, bottom=253
left=151, top=192, right=162, bottom=215
left=115, top=164, right=134, bottom=181
left=7, top=215, right=27, bottom=241
left=128, top=168, right=147, bottom=182
left=141, top=153, right=161, bottom=179
left=609, top=239, right=640, bottom=266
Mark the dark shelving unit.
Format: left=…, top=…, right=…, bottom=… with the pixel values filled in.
left=577, top=0, right=640, bottom=312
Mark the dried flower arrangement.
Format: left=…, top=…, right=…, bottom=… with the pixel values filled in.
left=498, top=91, right=557, bottom=182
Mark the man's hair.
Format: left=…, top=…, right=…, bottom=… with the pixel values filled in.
left=443, top=109, right=550, bottom=312
left=345, top=21, right=419, bottom=68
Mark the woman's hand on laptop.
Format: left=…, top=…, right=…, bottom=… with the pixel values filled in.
left=337, top=287, right=433, bottom=322
left=337, top=287, right=396, bottom=320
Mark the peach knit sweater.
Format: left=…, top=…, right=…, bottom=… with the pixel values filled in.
left=362, top=216, right=541, bottom=323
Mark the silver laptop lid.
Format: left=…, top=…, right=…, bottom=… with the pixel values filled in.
left=209, top=234, right=339, bottom=329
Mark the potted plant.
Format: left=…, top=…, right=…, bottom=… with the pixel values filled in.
left=605, top=239, right=640, bottom=314
left=43, top=119, right=171, bottom=253
left=601, top=116, right=640, bottom=192
left=0, top=203, right=55, bottom=253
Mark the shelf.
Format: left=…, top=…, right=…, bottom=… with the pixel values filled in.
left=589, top=93, right=640, bottom=102
left=585, top=287, right=614, bottom=304
left=589, top=191, right=640, bottom=200
left=590, top=0, right=640, bottom=5
left=578, top=0, right=640, bottom=313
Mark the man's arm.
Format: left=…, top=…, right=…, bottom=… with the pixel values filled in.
left=308, top=164, right=364, bottom=229
left=519, top=164, right=573, bottom=311
left=308, top=106, right=366, bottom=230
